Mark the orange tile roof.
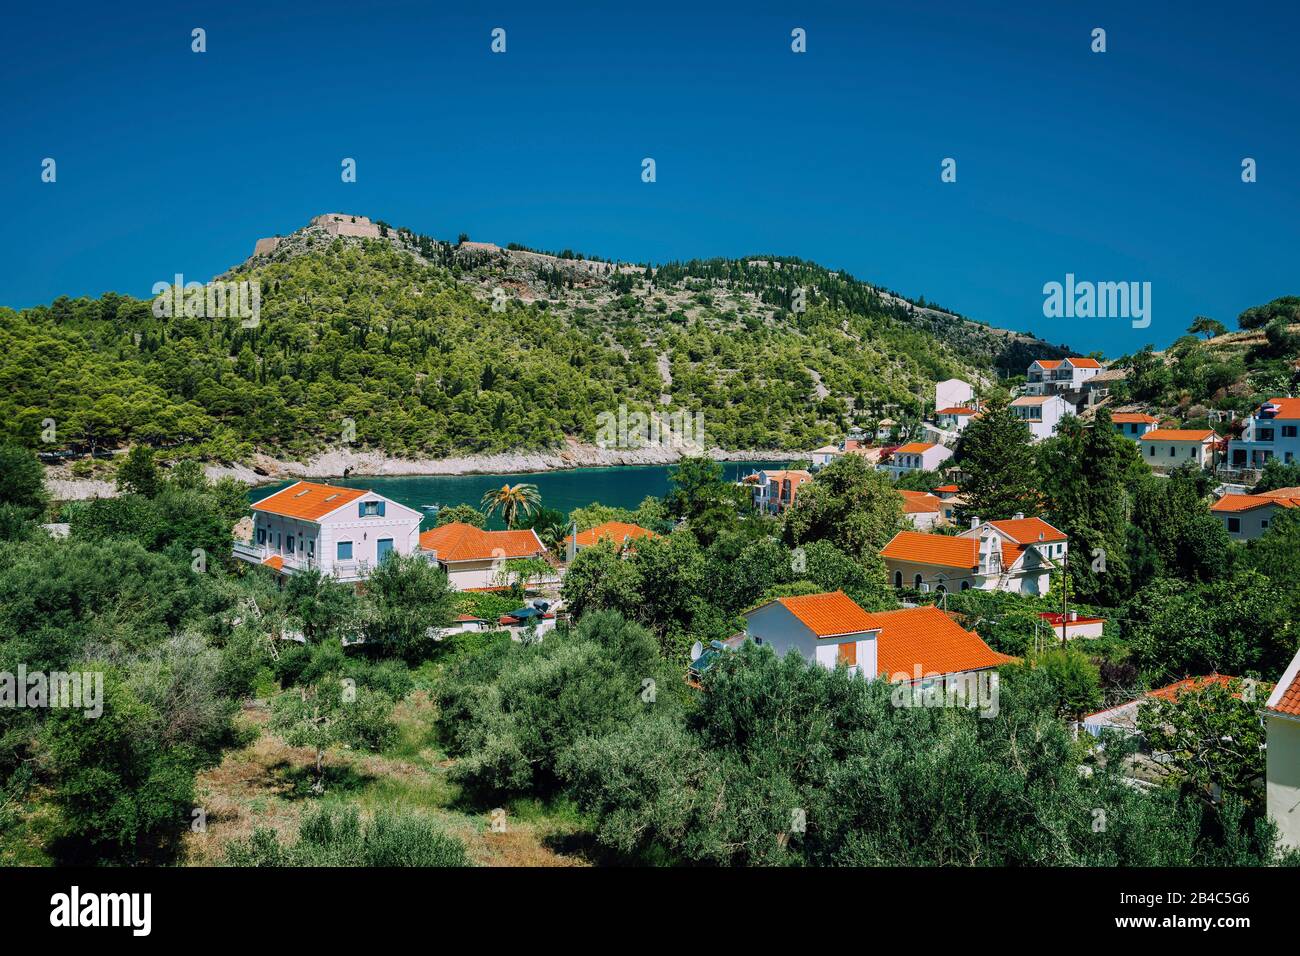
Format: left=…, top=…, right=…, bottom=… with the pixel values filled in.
left=1269, top=670, right=1300, bottom=717
left=573, top=521, right=659, bottom=548
left=1263, top=486, right=1300, bottom=499
left=936, top=406, right=978, bottom=416
left=899, top=490, right=941, bottom=514
left=867, top=606, right=1017, bottom=679
left=1259, top=397, right=1300, bottom=420
left=1065, top=357, right=1102, bottom=368
left=1211, top=493, right=1300, bottom=513
left=261, top=555, right=284, bottom=571
left=1011, top=396, right=1054, bottom=405
left=988, top=517, right=1068, bottom=544
left=418, top=522, right=545, bottom=562
left=1140, top=429, right=1216, bottom=442
left=934, top=484, right=959, bottom=493
left=894, top=442, right=937, bottom=454
left=252, top=481, right=368, bottom=521
left=1033, top=360, right=1063, bottom=369
left=1147, top=674, right=1239, bottom=702
left=1111, top=413, right=1158, bottom=424
left=770, top=591, right=880, bottom=638
left=880, top=530, right=978, bottom=569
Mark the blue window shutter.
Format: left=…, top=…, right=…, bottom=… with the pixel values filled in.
left=359, top=502, right=365, bottom=518
left=378, top=501, right=386, bottom=517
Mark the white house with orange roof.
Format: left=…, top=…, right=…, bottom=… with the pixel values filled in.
left=899, top=489, right=943, bottom=530
left=740, top=592, right=1013, bottom=687
left=1210, top=489, right=1300, bottom=540
left=879, top=441, right=952, bottom=478
left=1025, top=357, right=1103, bottom=395
left=1111, top=412, right=1160, bottom=440
left=880, top=515, right=1066, bottom=595
left=234, top=481, right=424, bottom=582
left=1138, top=428, right=1218, bottom=469
left=748, top=469, right=813, bottom=515
left=1228, top=397, right=1300, bottom=469
left=418, top=522, right=548, bottom=590
left=1080, top=675, right=1241, bottom=738
left=1010, top=394, right=1069, bottom=441
left=1266, top=648, right=1300, bottom=849
left=933, top=404, right=980, bottom=435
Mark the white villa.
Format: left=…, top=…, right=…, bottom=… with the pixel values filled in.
left=1227, top=397, right=1300, bottom=470
left=1267, top=649, right=1300, bottom=850
left=1111, top=413, right=1160, bottom=441
left=880, top=515, right=1067, bottom=596
left=935, top=378, right=974, bottom=412
left=880, top=441, right=952, bottom=478
left=419, top=522, right=550, bottom=590
left=1210, top=489, right=1300, bottom=540
left=234, top=481, right=423, bottom=582
left=1010, top=395, right=1068, bottom=441
left=1138, top=428, right=1218, bottom=469
left=1025, top=357, right=1103, bottom=396
left=741, top=592, right=1013, bottom=685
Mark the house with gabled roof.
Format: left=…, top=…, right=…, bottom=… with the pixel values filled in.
left=747, top=469, right=813, bottom=515
left=880, top=514, right=1067, bottom=595
left=234, top=480, right=424, bottom=582
left=739, top=592, right=1014, bottom=685
left=1025, top=357, right=1103, bottom=396
left=1266, top=648, right=1300, bottom=849
left=1138, top=428, right=1218, bottom=469
left=1210, top=489, right=1300, bottom=540
left=899, top=489, right=943, bottom=530
left=879, top=441, right=952, bottom=478
left=1081, top=675, right=1244, bottom=737
left=569, top=520, right=659, bottom=559
left=419, top=522, right=548, bottom=590
left=1010, top=394, right=1068, bottom=441
left=1111, top=412, right=1160, bottom=440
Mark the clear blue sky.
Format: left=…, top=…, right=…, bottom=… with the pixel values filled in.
left=2, top=0, right=1297, bottom=356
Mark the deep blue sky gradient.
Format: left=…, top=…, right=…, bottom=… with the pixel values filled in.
left=2, top=0, right=1297, bottom=356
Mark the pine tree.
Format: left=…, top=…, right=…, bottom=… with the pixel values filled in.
left=953, top=395, right=1039, bottom=521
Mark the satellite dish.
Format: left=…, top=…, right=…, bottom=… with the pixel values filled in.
left=690, top=641, right=704, bottom=662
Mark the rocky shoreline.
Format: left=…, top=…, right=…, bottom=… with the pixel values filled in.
left=45, top=440, right=805, bottom=500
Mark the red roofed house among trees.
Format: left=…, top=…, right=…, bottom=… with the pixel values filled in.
left=1267, top=648, right=1300, bottom=849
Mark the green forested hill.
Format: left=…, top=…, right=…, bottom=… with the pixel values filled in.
left=0, top=216, right=1070, bottom=462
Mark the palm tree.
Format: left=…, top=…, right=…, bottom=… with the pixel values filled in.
left=479, top=483, right=541, bottom=529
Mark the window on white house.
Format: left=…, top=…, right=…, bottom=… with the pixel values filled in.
left=337, top=541, right=353, bottom=560
left=1227, top=518, right=1241, bottom=533
left=256, top=528, right=265, bottom=545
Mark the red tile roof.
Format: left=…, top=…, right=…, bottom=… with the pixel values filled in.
left=1033, top=360, right=1063, bottom=369
left=867, top=606, right=1017, bottom=679
left=1066, top=358, right=1102, bottom=368
left=261, top=555, right=284, bottom=571
left=1039, top=612, right=1106, bottom=627
left=988, top=517, right=1068, bottom=544
left=936, top=406, right=978, bottom=416
left=880, top=530, right=978, bottom=569
left=1147, top=674, right=1240, bottom=702
left=1259, top=397, right=1300, bottom=420
left=899, top=490, right=941, bottom=514
left=1140, top=428, right=1216, bottom=442
left=769, top=591, right=880, bottom=638
left=894, top=442, right=938, bottom=454
left=573, top=521, right=659, bottom=549
left=1111, top=413, right=1158, bottom=424
left=1211, top=493, right=1300, bottom=513
left=934, top=484, right=959, bottom=493
left=1269, top=670, right=1300, bottom=717
left=252, top=481, right=368, bottom=521
left=418, top=522, right=545, bottom=562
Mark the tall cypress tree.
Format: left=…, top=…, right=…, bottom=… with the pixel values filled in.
left=953, top=395, right=1040, bottom=522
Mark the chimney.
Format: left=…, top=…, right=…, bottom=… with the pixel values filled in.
left=1013, top=512, right=1024, bottom=521
left=970, top=516, right=981, bottom=530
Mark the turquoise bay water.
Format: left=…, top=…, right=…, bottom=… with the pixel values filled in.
left=248, top=461, right=788, bottom=530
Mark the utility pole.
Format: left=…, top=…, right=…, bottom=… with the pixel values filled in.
left=1060, top=545, right=1069, bottom=646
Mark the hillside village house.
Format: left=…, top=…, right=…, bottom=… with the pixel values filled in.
left=418, top=522, right=548, bottom=590
left=1266, top=648, right=1300, bottom=850
left=1228, top=397, right=1300, bottom=468
left=875, top=419, right=898, bottom=442
left=934, top=405, right=980, bottom=434
left=1138, top=428, right=1218, bottom=469
left=935, top=378, right=974, bottom=412
left=234, top=481, right=423, bottom=582
left=1081, top=675, right=1240, bottom=737
left=880, top=515, right=1067, bottom=596
left=1111, top=412, right=1159, bottom=440
left=740, top=592, right=1014, bottom=687
left=746, top=469, right=812, bottom=515
left=1210, top=488, right=1300, bottom=540
left=809, top=444, right=842, bottom=469
left=880, top=441, right=952, bottom=478
left=1039, top=611, right=1105, bottom=640
left=1009, top=395, right=1068, bottom=441
left=1025, top=357, right=1103, bottom=396
left=899, top=489, right=943, bottom=530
